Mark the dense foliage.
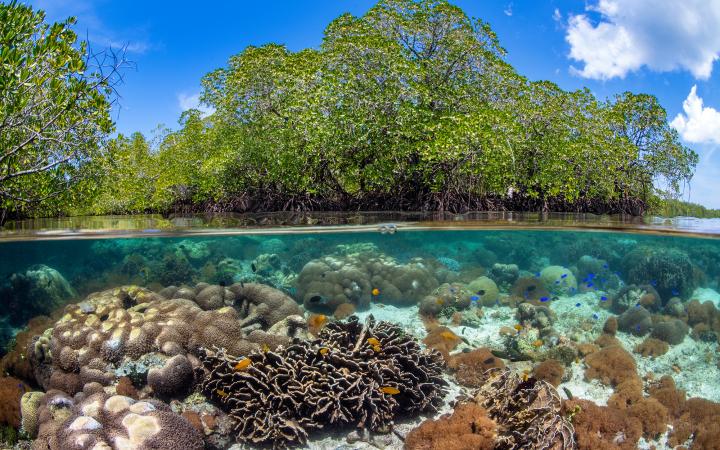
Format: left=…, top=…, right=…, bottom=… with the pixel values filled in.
left=1, top=0, right=699, bottom=220
left=0, top=1, right=125, bottom=222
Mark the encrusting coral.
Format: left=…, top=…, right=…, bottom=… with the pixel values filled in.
left=31, top=390, right=204, bottom=449
left=199, top=315, right=447, bottom=448
left=25, top=284, right=305, bottom=396
left=473, top=368, right=576, bottom=449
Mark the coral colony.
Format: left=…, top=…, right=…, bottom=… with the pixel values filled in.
left=1, top=232, right=720, bottom=449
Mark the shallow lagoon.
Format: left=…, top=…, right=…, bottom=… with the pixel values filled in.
left=1, top=217, right=720, bottom=449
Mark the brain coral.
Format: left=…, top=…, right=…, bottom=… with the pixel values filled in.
left=26, top=283, right=305, bottom=397
left=296, top=250, right=438, bottom=311
left=32, top=390, right=203, bottom=449
left=199, top=315, right=447, bottom=448
left=540, top=265, right=577, bottom=295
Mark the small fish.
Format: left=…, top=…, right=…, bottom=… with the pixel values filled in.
left=540, top=296, right=549, bottom=302
left=650, top=280, right=657, bottom=286
left=513, top=324, right=523, bottom=331
left=470, top=295, right=480, bottom=302
left=251, top=263, right=257, bottom=272
left=671, top=288, right=679, bottom=296
left=562, top=387, right=574, bottom=400
left=436, top=298, right=445, bottom=305
left=535, top=272, right=541, bottom=278
left=234, top=358, right=252, bottom=371
left=367, top=337, right=381, bottom=346
left=372, top=345, right=382, bottom=352
left=532, top=339, right=543, bottom=347
left=476, top=290, right=485, bottom=296
left=483, top=357, right=495, bottom=364
left=216, top=389, right=228, bottom=398
left=262, top=344, right=270, bottom=353
left=588, top=273, right=595, bottom=279
left=552, top=296, right=559, bottom=301
left=440, top=331, right=457, bottom=340
left=592, top=313, right=599, bottom=320
left=371, top=288, right=380, bottom=296
left=600, top=296, right=608, bottom=302
left=380, top=386, right=400, bottom=395
left=587, top=282, right=594, bottom=288
left=575, top=302, right=581, bottom=307
left=561, top=273, right=568, bottom=279
left=602, top=264, right=609, bottom=269
left=319, top=347, right=329, bottom=355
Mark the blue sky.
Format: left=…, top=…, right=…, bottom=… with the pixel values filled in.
left=30, top=0, right=720, bottom=207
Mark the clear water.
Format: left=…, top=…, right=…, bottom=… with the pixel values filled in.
left=2, top=217, right=720, bottom=449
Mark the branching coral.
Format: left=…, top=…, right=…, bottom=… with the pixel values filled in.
left=199, top=315, right=447, bottom=448
left=474, top=368, right=575, bottom=450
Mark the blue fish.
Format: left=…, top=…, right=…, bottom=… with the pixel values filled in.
left=561, top=273, right=568, bottom=279
left=555, top=280, right=560, bottom=284
left=650, top=280, right=657, bottom=287
left=592, top=313, right=599, bottom=320
left=588, top=273, right=595, bottom=279
left=671, top=289, right=679, bottom=296
left=635, top=304, right=641, bottom=308
left=600, top=296, right=608, bottom=301
left=535, top=272, right=541, bottom=278
left=603, top=263, right=609, bottom=269
left=587, top=282, right=594, bottom=288
left=575, top=302, right=582, bottom=307
left=540, top=296, right=549, bottom=302
left=470, top=295, right=480, bottom=302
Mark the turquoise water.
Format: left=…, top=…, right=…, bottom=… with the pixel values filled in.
left=1, top=224, right=720, bottom=449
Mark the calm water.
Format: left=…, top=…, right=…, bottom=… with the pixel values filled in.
left=1, top=215, right=720, bottom=449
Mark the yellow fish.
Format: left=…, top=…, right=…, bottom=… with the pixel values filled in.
left=532, top=339, right=543, bottom=348
left=372, top=345, right=381, bottom=353
left=372, top=288, right=380, bottom=296
left=367, top=337, right=380, bottom=346
left=440, top=331, right=457, bottom=340
left=319, top=347, right=329, bottom=355
left=436, top=298, right=445, bottom=305
left=380, top=386, right=400, bottom=395
left=216, top=389, right=228, bottom=397
left=234, top=358, right=252, bottom=371
left=262, top=344, right=270, bottom=353
left=513, top=324, right=523, bottom=332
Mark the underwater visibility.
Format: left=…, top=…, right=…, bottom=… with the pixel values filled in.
left=2, top=223, right=720, bottom=449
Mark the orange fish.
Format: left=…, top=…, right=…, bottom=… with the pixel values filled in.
left=513, top=324, right=523, bottom=332
left=372, top=288, right=380, bottom=296
left=532, top=339, right=543, bottom=348
left=440, top=331, right=457, bottom=340
left=234, top=358, right=252, bottom=371
left=372, top=345, right=382, bottom=353
left=436, top=298, right=445, bottom=305
left=367, top=337, right=380, bottom=346
left=309, top=314, right=327, bottom=326
left=380, top=386, right=400, bottom=395
left=262, top=344, right=270, bottom=353
left=319, top=347, right=329, bottom=355
left=216, top=389, right=228, bottom=397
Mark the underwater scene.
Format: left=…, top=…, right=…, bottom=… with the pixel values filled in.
left=1, top=228, right=720, bottom=450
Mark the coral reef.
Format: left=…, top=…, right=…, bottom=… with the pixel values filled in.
left=562, top=399, right=642, bottom=450
left=199, top=315, right=447, bottom=448
left=419, top=283, right=473, bottom=317
left=422, top=326, right=462, bottom=359
left=621, top=246, right=696, bottom=300
left=296, top=251, right=438, bottom=311
left=584, top=345, right=637, bottom=386
left=32, top=390, right=204, bottom=449
left=532, top=359, right=565, bottom=387
left=447, top=348, right=505, bottom=388
left=609, top=284, right=662, bottom=313
left=540, top=265, right=577, bottom=295
left=404, top=402, right=497, bottom=450
left=466, top=276, right=499, bottom=306
left=333, top=302, right=356, bottom=320
left=474, top=368, right=575, bottom=449
left=25, top=284, right=304, bottom=396
left=510, top=276, right=551, bottom=305
left=617, top=306, right=652, bottom=336
left=0, top=265, right=76, bottom=326
left=488, top=263, right=519, bottom=290
left=515, top=302, right=556, bottom=332
left=650, top=318, right=688, bottom=344
left=0, top=376, right=30, bottom=428
left=634, top=337, right=669, bottom=358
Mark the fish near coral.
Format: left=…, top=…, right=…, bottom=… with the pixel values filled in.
left=308, top=313, right=328, bottom=335
left=372, top=288, right=380, bottom=296
left=380, top=386, right=400, bottom=395
left=234, top=358, right=252, bottom=371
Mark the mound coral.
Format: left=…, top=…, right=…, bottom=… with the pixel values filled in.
left=296, top=251, right=438, bottom=311
left=474, top=368, right=575, bottom=449
left=609, top=284, right=662, bottom=314
left=540, top=265, right=577, bottom=295
left=333, top=302, right=356, bottom=320
left=650, top=318, right=688, bottom=345
left=510, top=276, right=551, bottom=305
left=617, top=306, right=652, bottom=336
left=634, top=337, right=669, bottom=358
left=466, top=276, right=499, bottom=306
left=423, top=326, right=463, bottom=359
left=621, top=246, right=695, bottom=300
left=32, top=390, right=204, bottom=449
left=686, top=299, right=720, bottom=342
left=199, top=315, right=447, bottom=448
left=25, top=284, right=305, bottom=396
left=488, top=263, right=519, bottom=290
left=419, top=283, right=473, bottom=317
left=0, top=265, right=76, bottom=326
left=562, top=398, right=642, bottom=450
left=404, top=402, right=497, bottom=450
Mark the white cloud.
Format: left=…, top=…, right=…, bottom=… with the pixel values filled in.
left=503, top=3, right=513, bottom=17
left=565, top=0, right=720, bottom=80
left=671, top=85, right=720, bottom=145
left=552, top=8, right=562, bottom=22
left=177, top=92, right=215, bottom=117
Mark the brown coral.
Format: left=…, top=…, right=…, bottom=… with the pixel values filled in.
left=584, top=346, right=637, bottom=386
left=634, top=337, right=669, bottom=358
left=333, top=302, right=356, bottom=320
left=0, top=376, right=30, bottom=428
left=532, top=359, right=565, bottom=387
left=404, top=402, right=497, bottom=450
left=423, top=326, right=462, bottom=359
left=562, top=399, right=642, bottom=450
left=447, top=348, right=505, bottom=388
